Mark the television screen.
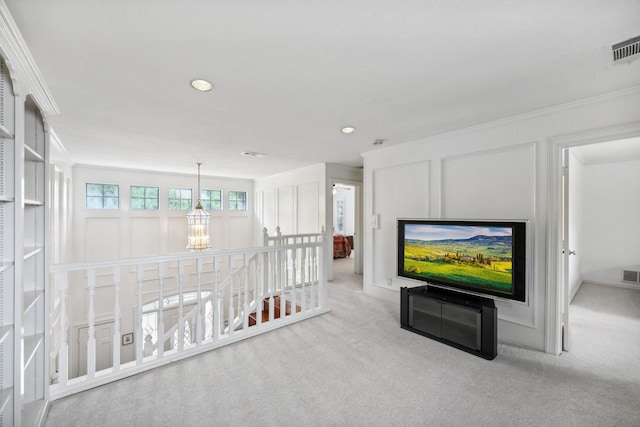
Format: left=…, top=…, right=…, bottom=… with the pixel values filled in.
left=397, top=219, right=527, bottom=302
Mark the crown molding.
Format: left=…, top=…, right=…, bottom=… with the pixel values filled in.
left=0, top=1, right=59, bottom=116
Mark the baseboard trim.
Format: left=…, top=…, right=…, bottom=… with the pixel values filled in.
left=581, top=280, right=640, bottom=291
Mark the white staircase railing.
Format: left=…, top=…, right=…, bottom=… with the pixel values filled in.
left=48, top=229, right=328, bottom=399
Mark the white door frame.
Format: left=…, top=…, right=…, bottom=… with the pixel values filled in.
left=546, top=121, right=640, bottom=355
left=329, top=179, right=363, bottom=277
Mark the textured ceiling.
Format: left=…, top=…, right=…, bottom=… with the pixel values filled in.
left=5, top=0, right=640, bottom=178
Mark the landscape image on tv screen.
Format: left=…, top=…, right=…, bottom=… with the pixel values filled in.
left=403, top=224, right=514, bottom=295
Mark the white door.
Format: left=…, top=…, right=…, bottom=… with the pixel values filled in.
left=77, top=322, right=113, bottom=377
left=561, top=149, right=571, bottom=351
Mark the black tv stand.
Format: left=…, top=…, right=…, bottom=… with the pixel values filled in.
left=400, top=285, right=497, bottom=360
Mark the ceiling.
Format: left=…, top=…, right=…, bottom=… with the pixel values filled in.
left=571, top=136, right=640, bottom=165
left=5, top=1, right=640, bottom=179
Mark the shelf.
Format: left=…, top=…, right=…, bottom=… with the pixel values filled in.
left=0, top=122, right=13, bottom=139
left=23, top=290, right=43, bottom=315
left=23, top=334, right=43, bottom=369
left=0, top=387, right=12, bottom=414
left=24, top=145, right=44, bottom=162
left=23, top=246, right=43, bottom=260
left=0, top=195, right=14, bottom=202
left=0, top=260, right=13, bottom=273
left=24, top=199, right=44, bottom=206
left=0, top=325, right=11, bottom=345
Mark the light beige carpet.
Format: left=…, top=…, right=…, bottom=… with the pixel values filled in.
left=44, top=260, right=640, bottom=427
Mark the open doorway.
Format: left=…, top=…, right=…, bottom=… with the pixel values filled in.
left=561, top=136, right=640, bottom=357
left=331, top=181, right=362, bottom=282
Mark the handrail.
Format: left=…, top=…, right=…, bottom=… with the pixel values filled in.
left=49, top=243, right=311, bottom=273
left=48, top=229, right=329, bottom=400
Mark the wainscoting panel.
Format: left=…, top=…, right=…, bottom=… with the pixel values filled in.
left=84, top=218, right=121, bottom=262
left=167, top=217, right=189, bottom=254
left=372, top=161, right=430, bottom=289
left=441, top=143, right=536, bottom=220
left=298, top=182, right=319, bottom=234
left=228, top=216, right=252, bottom=249
left=278, top=186, right=295, bottom=234
left=262, top=189, right=276, bottom=234
left=130, top=217, right=162, bottom=257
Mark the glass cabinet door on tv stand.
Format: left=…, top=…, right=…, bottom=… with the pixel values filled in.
left=401, top=286, right=497, bottom=360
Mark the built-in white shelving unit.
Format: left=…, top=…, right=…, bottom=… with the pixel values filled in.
left=0, top=55, right=17, bottom=427
left=0, top=4, right=60, bottom=425
left=0, top=53, right=50, bottom=426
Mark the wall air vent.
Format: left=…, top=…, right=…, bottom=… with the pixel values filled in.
left=612, top=35, right=640, bottom=64
left=622, top=265, right=640, bottom=285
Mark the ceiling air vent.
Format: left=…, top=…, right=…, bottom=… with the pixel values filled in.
left=612, top=35, right=640, bottom=64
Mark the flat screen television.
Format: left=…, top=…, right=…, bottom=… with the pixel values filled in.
left=397, top=219, right=527, bottom=302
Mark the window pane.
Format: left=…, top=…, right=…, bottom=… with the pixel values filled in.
left=169, top=199, right=180, bottom=210
left=86, top=196, right=103, bottom=209
left=131, top=186, right=159, bottom=210
left=229, top=191, right=247, bottom=210
left=181, top=189, right=192, bottom=199
left=86, top=184, right=103, bottom=196
left=181, top=200, right=191, bottom=210
left=146, top=198, right=159, bottom=210
left=131, top=186, right=145, bottom=197
left=104, top=185, right=118, bottom=197
left=168, top=188, right=178, bottom=198
left=146, top=187, right=159, bottom=198
left=104, top=197, right=119, bottom=209
left=201, top=189, right=222, bottom=211
left=86, top=183, right=119, bottom=209
left=131, top=198, right=145, bottom=209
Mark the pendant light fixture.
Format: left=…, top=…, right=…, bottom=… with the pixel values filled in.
left=186, top=162, right=211, bottom=251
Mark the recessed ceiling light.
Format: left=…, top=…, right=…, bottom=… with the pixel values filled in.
left=190, top=79, right=213, bottom=92
left=341, top=126, right=355, bottom=134
left=241, top=151, right=268, bottom=158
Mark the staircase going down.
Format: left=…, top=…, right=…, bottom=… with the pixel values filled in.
left=248, top=295, right=301, bottom=326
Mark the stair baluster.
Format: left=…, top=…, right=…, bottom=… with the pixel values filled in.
left=196, top=258, right=203, bottom=346
left=112, top=267, right=121, bottom=372
left=177, top=260, right=185, bottom=352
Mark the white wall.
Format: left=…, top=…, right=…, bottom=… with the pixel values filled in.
left=254, top=162, right=363, bottom=278
left=579, top=158, right=640, bottom=287
left=362, top=88, right=640, bottom=352
left=254, top=163, right=325, bottom=240
left=68, top=164, right=254, bottom=367
left=72, top=165, right=254, bottom=261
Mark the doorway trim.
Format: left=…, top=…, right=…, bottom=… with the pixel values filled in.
left=546, top=121, right=640, bottom=355
left=329, top=179, right=363, bottom=279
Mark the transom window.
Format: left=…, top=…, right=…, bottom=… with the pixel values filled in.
left=86, top=183, right=119, bottom=209
left=168, top=188, right=192, bottom=210
left=200, top=189, right=222, bottom=211
left=130, top=185, right=159, bottom=210
left=228, top=191, right=247, bottom=211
